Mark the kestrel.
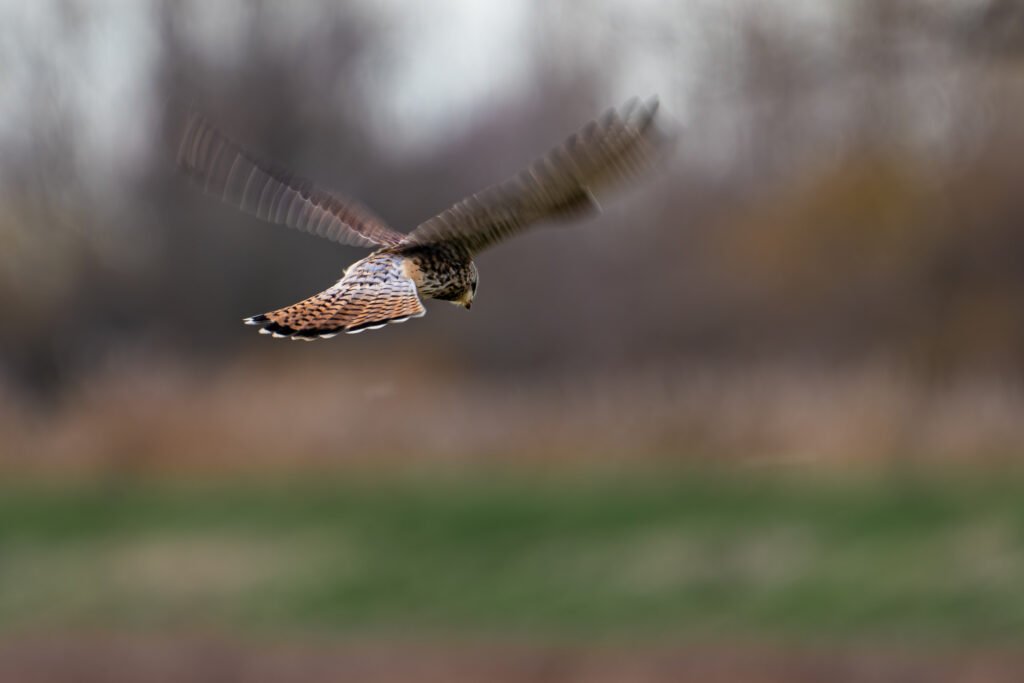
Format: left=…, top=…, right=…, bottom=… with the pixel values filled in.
left=178, top=97, right=668, bottom=339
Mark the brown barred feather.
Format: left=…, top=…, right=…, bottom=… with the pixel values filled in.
left=244, top=253, right=425, bottom=338
left=400, top=96, right=667, bottom=256
left=177, top=113, right=405, bottom=248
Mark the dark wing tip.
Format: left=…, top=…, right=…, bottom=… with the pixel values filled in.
left=635, top=95, right=678, bottom=147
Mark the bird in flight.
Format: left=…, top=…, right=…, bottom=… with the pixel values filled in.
left=177, top=97, right=668, bottom=339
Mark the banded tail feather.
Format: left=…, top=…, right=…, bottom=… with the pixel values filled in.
left=242, top=253, right=427, bottom=340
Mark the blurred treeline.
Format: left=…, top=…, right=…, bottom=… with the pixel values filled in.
left=3, top=0, right=1024, bottom=402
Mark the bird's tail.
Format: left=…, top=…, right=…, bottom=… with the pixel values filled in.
left=244, top=258, right=427, bottom=340
left=244, top=299, right=424, bottom=340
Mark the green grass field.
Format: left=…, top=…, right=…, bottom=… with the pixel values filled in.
left=2, top=467, right=1023, bottom=642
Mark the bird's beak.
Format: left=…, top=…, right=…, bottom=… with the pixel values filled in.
left=464, top=301, right=472, bottom=310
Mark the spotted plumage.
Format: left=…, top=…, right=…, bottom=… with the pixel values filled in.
left=178, top=97, right=669, bottom=338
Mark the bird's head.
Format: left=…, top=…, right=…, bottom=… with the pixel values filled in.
left=456, top=263, right=478, bottom=310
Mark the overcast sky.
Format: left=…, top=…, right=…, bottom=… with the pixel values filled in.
left=2, top=0, right=970, bottom=177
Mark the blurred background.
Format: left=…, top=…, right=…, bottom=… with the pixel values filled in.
left=3, top=0, right=1024, bottom=680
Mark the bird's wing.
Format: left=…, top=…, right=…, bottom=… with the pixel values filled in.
left=400, top=97, right=669, bottom=255
left=177, top=113, right=405, bottom=248
left=244, top=255, right=425, bottom=339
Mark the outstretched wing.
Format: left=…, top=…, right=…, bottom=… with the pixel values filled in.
left=400, top=96, right=669, bottom=255
left=177, top=113, right=405, bottom=248
left=244, top=254, right=426, bottom=339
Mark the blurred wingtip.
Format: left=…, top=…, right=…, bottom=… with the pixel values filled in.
left=615, top=94, right=679, bottom=166
left=640, top=94, right=681, bottom=157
